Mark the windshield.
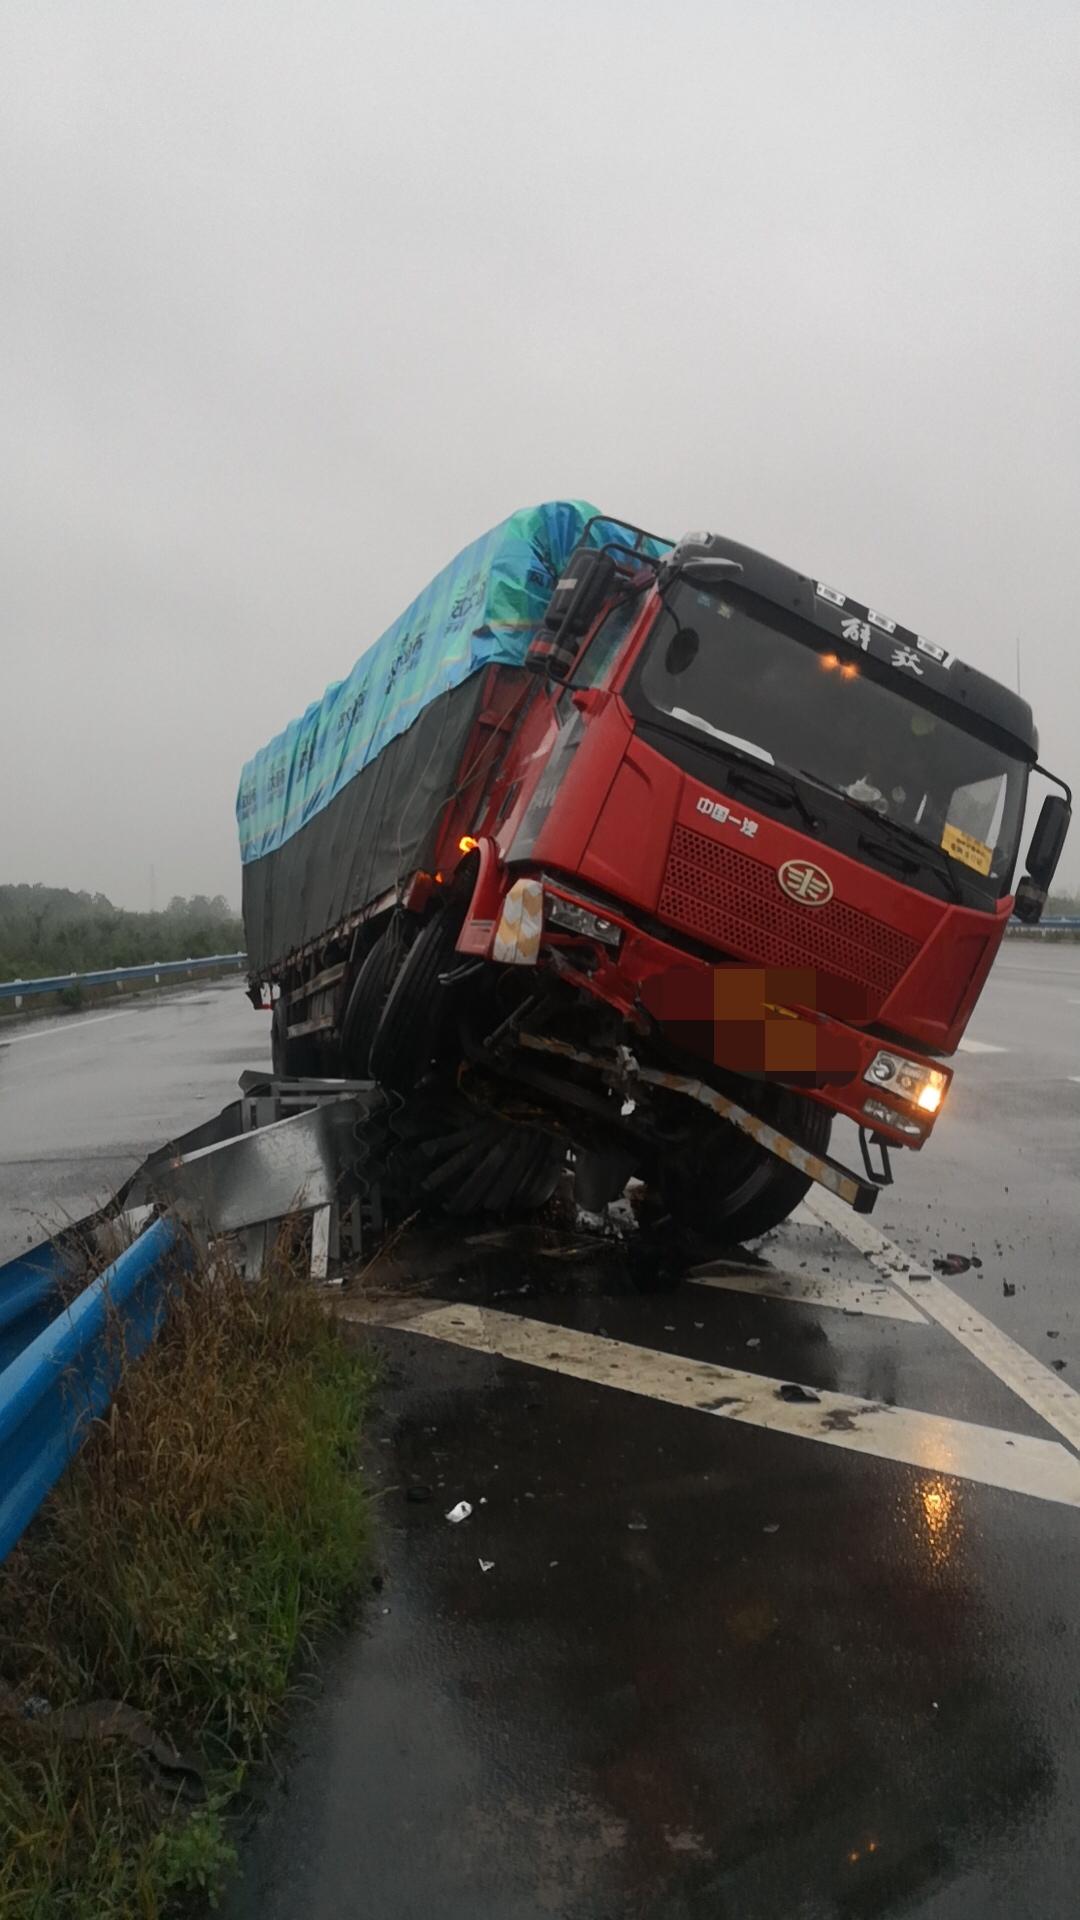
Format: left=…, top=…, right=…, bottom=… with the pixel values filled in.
left=636, top=584, right=1029, bottom=900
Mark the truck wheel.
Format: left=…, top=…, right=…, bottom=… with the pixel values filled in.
left=271, top=998, right=320, bottom=1079
left=341, top=924, right=406, bottom=1076
left=658, top=1094, right=832, bottom=1248
left=385, top=1089, right=564, bottom=1217
left=369, top=905, right=464, bottom=1092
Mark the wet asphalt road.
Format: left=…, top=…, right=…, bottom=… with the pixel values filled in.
left=2, top=949, right=1079, bottom=1916
left=0, top=978, right=264, bottom=1263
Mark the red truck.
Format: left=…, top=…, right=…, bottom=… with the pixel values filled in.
left=239, top=505, right=1070, bottom=1244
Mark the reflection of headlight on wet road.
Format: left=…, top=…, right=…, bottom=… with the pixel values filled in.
left=917, top=1475, right=961, bottom=1568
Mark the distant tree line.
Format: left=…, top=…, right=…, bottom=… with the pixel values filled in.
left=1047, top=889, right=1080, bottom=916
left=0, top=885, right=245, bottom=980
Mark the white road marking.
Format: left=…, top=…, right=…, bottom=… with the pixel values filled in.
left=783, top=1200, right=824, bottom=1229
left=807, top=1189, right=1080, bottom=1456
left=345, top=1298, right=1080, bottom=1508
left=957, top=1038, right=1008, bottom=1054
left=0, top=1011, right=141, bottom=1047
left=689, top=1264, right=928, bottom=1324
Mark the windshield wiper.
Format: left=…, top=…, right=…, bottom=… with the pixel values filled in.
left=802, top=777, right=963, bottom=902
left=724, top=761, right=820, bottom=832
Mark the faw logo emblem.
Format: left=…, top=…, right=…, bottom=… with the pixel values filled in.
left=778, top=859, right=834, bottom=906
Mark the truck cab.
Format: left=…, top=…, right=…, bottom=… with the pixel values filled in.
left=440, top=525, right=1070, bottom=1236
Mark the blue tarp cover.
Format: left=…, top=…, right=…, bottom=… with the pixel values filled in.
left=237, top=500, right=663, bottom=866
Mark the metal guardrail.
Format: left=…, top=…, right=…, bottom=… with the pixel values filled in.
left=0, top=1073, right=382, bottom=1561
left=0, top=1217, right=185, bottom=1563
left=0, top=953, right=247, bottom=1006
left=1006, top=916, right=1080, bottom=935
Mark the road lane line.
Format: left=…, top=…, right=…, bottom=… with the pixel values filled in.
left=344, top=1299, right=1080, bottom=1507
left=957, top=1038, right=1008, bottom=1054
left=0, top=1012, right=141, bottom=1047
left=689, top=1265, right=929, bottom=1324
left=806, top=1190, right=1080, bottom=1456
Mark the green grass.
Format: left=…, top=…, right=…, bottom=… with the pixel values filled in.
left=0, top=1246, right=372, bottom=1917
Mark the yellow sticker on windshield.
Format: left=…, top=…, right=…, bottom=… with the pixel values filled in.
left=941, top=823, right=992, bottom=875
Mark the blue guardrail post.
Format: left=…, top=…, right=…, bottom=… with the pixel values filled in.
left=0, top=1216, right=186, bottom=1563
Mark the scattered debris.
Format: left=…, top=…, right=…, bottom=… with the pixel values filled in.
left=1047, top=1330, right=1060, bottom=1339
left=445, top=1500, right=472, bottom=1524
left=821, top=1409, right=860, bottom=1433
left=627, top=1514, right=648, bottom=1532
left=1053, top=1359, right=1068, bottom=1372
left=933, top=1254, right=971, bottom=1276
left=763, top=1523, right=780, bottom=1534
left=1003, top=1282, right=1016, bottom=1297
left=746, top=1337, right=761, bottom=1349
left=777, top=1383, right=820, bottom=1404
left=478, top=1559, right=494, bottom=1574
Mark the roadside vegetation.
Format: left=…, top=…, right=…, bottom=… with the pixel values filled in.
left=0, top=1241, right=372, bottom=1918
left=0, top=885, right=244, bottom=980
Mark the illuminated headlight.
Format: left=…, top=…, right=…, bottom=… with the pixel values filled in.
left=544, top=892, right=622, bottom=948
left=863, top=1097, right=923, bottom=1137
left=864, top=1050, right=947, bottom=1114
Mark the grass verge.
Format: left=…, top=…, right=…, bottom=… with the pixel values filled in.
left=0, top=1244, right=372, bottom=1917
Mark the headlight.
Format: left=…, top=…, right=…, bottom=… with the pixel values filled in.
left=863, top=1097, right=923, bottom=1137
left=864, top=1050, right=947, bottom=1114
left=544, top=891, right=622, bottom=948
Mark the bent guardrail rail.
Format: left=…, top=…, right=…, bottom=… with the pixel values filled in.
left=0, top=953, right=247, bottom=1008
left=0, top=1217, right=186, bottom=1562
left=0, top=1072, right=384, bottom=1562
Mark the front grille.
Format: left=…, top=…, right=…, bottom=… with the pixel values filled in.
left=658, top=825, right=919, bottom=1001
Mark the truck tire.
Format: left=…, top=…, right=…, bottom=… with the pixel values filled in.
left=369, top=905, right=464, bottom=1092
left=386, top=1088, right=564, bottom=1217
left=271, top=998, right=320, bottom=1079
left=658, top=1094, right=832, bottom=1248
left=341, top=924, right=406, bottom=1076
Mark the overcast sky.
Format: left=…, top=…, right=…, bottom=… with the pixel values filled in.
left=3, top=0, right=1078, bottom=909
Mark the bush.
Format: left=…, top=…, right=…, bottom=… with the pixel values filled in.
left=0, top=1242, right=372, bottom=1918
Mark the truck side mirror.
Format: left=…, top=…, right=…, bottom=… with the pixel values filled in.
left=1026, top=793, right=1070, bottom=891
left=1013, top=793, right=1071, bottom=924
left=527, top=549, right=616, bottom=679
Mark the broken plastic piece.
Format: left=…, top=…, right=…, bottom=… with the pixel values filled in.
left=933, top=1254, right=971, bottom=1276
left=478, top=1559, right=494, bottom=1573
left=446, top=1500, right=472, bottom=1524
